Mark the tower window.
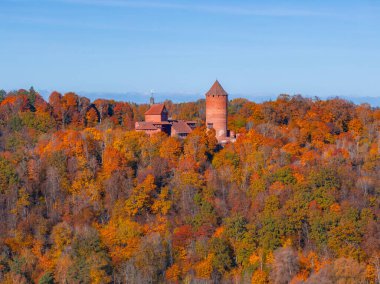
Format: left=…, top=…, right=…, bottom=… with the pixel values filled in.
left=207, top=123, right=213, bottom=129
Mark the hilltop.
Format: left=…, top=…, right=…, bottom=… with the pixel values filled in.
left=0, top=88, right=379, bottom=283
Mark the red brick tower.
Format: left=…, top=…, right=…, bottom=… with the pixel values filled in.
left=205, top=80, right=228, bottom=140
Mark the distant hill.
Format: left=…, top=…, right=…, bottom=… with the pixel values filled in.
left=37, top=89, right=379, bottom=107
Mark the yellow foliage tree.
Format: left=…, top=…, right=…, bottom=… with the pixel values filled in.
left=125, top=174, right=157, bottom=216
left=151, top=186, right=172, bottom=215
left=165, top=263, right=181, bottom=282
left=99, top=216, right=142, bottom=266
left=195, top=254, right=214, bottom=279
left=251, top=269, right=269, bottom=284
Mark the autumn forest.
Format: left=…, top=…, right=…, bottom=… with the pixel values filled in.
left=0, top=88, right=379, bottom=283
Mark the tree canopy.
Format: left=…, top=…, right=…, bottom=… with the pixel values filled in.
left=0, top=89, right=379, bottom=283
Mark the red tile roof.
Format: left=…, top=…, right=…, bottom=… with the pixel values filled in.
left=145, top=104, right=166, bottom=115
left=135, top=122, right=159, bottom=130
left=152, top=121, right=171, bottom=125
left=172, top=121, right=193, bottom=134
left=205, top=80, right=228, bottom=97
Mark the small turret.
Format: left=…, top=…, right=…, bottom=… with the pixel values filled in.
left=149, top=90, right=155, bottom=106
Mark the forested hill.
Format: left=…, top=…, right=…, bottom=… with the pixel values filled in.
left=0, top=88, right=379, bottom=283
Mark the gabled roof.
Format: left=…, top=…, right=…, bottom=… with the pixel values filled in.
left=205, top=80, right=228, bottom=97
left=172, top=121, right=193, bottom=134
left=145, top=104, right=167, bottom=115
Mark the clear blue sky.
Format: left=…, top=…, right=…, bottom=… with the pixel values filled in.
left=1, top=0, right=380, bottom=100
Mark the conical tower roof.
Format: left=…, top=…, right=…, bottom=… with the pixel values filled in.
left=205, top=80, right=228, bottom=97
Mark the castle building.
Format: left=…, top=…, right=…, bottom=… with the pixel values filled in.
left=144, top=103, right=168, bottom=122
left=135, top=103, right=195, bottom=138
left=135, top=80, right=235, bottom=143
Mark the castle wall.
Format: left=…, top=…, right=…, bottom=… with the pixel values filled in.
left=145, top=113, right=168, bottom=122
left=145, top=114, right=163, bottom=122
